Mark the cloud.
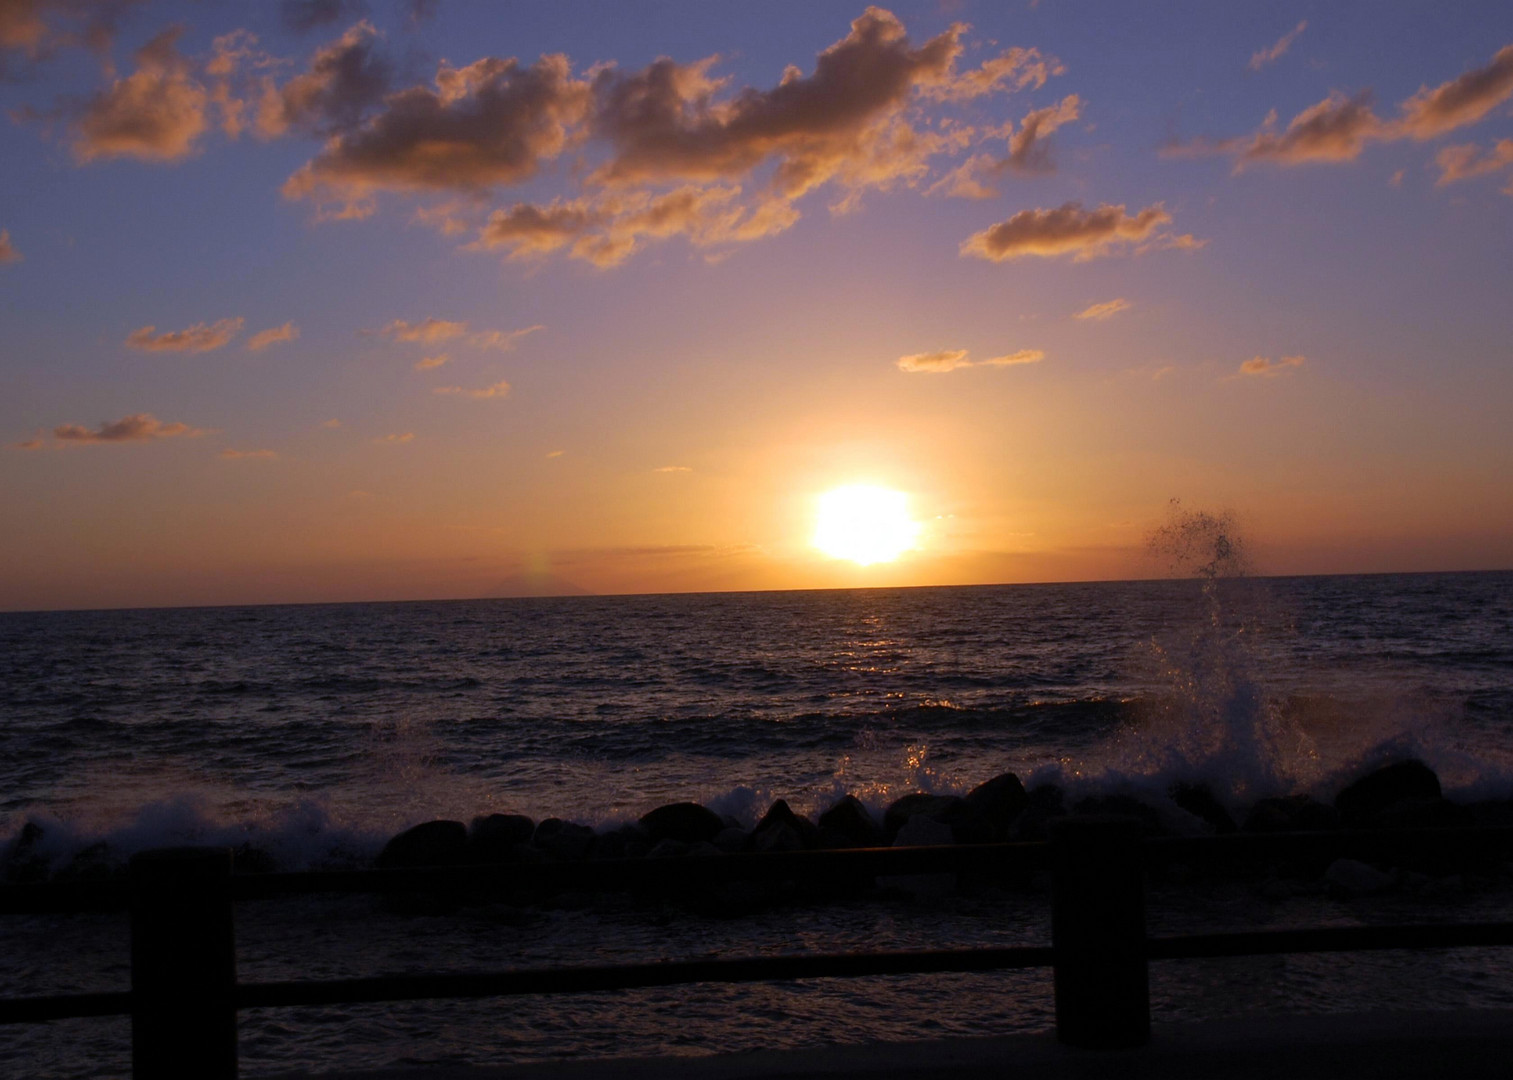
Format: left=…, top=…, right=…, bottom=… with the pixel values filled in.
left=927, top=45, right=1063, bottom=102
left=0, top=228, right=20, bottom=263
left=468, top=323, right=545, bottom=349
left=376, top=431, right=413, bottom=443
left=1248, top=20, right=1307, bottom=72
left=1238, top=354, right=1305, bottom=377
left=280, top=0, right=362, bottom=33
left=653, top=465, right=691, bottom=473
left=72, top=26, right=208, bottom=162
left=979, top=349, right=1044, bottom=366
left=1169, top=44, right=1513, bottom=170
left=322, top=417, right=341, bottom=427
left=220, top=447, right=277, bottom=459
left=53, top=412, right=206, bottom=442
left=1075, top=298, right=1133, bottom=321
left=282, top=51, right=591, bottom=206
left=433, top=378, right=511, bottom=399
left=256, top=20, right=391, bottom=137
left=245, top=322, right=299, bottom=351
left=12, top=438, right=44, bottom=450
left=897, top=348, right=970, bottom=373
left=1433, top=138, right=1513, bottom=186
left=379, top=316, right=467, bottom=343
left=960, top=201, right=1173, bottom=261
left=896, top=347, right=1041, bottom=372
left=590, top=9, right=964, bottom=198
left=545, top=449, right=565, bottom=458
left=1004, top=93, right=1080, bottom=173
left=1395, top=44, right=1513, bottom=139
left=126, top=316, right=244, bottom=352
left=413, top=353, right=449, bottom=370
left=1, top=0, right=139, bottom=71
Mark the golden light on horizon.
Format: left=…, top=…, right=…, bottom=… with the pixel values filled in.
left=812, top=485, right=923, bottom=566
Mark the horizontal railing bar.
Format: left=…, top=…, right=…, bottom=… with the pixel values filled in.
left=228, top=843, right=1051, bottom=900
left=0, top=991, right=132, bottom=1024
left=0, top=880, right=129, bottom=915
left=1149, top=922, right=1513, bottom=960
left=1147, top=825, right=1513, bottom=862
left=236, top=945, right=1059, bottom=1010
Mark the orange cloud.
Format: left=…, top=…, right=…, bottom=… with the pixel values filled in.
left=469, top=324, right=545, bottom=349
left=1004, top=93, right=1080, bottom=173
left=1433, top=139, right=1513, bottom=186
left=255, top=20, right=390, bottom=138
left=413, top=353, right=450, bottom=371
left=1075, top=298, right=1133, bottom=321
left=433, top=378, right=511, bottom=399
left=927, top=45, right=1063, bottom=102
left=127, top=316, right=244, bottom=352
left=282, top=52, right=591, bottom=204
left=1238, top=354, right=1305, bottom=377
left=0, top=228, right=20, bottom=264
left=246, top=322, right=300, bottom=351
left=896, top=347, right=1041, bottom=372
left=1, top=0, right=136, bottom=70
left=376, top=432, right=414, bottom=443
left=1395, top=44, right=1513, bottom=140
left=1248, top=20, right=1307, bottom=72
left=72, top=26, right=208, bottom=163
left=653, top=465, right=692, bottom=473
left=960, top=201, right=1173, bottom=261
left=380, top=317, right=467, bottom=343
left=53, top=413, right=207, bottom=442
left=12, top=438, right=44, bottom=450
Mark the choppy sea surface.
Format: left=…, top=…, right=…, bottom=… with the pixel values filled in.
left=3, top=571, right=1512, bottom=1076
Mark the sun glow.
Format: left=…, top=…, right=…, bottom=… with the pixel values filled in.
left=812, top=485, right=923, bottom=566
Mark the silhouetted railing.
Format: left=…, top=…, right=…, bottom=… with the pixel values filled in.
left=4, top=821, right=1513, bottom=1078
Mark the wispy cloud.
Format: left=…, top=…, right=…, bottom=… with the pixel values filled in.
left=1237, top=354, right=1305, bottom=378
left=653, top=465, right=692, bottom=473
left=1075, top=298, right=1133, bottom=321
left=1434, top=139, right=1513, bottom=186
left=375, top=432, right=414, bottom=443
left=0, top=229, right=22, bottom=264
left=246, top=322, right=300, bottom=352
left=322, top=418, right=342, bottom=428
left=414, top=353, right=450, bottom=371
left=897, top=348, right=1042, bottom=373
left=220, top=448, right=278, bottom=459
left=127, top=317, right=244, bottom=353
left=1249, top=21, right=1307, bottom=72
left=545, top=449, right=565, bottom=458
left=379, top=318, right=544, bottom=349
left=12, top=438, right=44, bottom=450
left=433, top=378, right=512, bottom=399
left=53, top=413, right=208, bottom=442
left=961, top=202, right=1180, bottom=262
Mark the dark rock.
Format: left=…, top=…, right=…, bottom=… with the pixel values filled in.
left=712, top=827, right=749, bottom=853
left=1242, top=795, right=1339, bottom=833
left=817, top=795, right=886, bottom=848
left=647, top=838, right=691, bottom=859
left=1170, top=783, right=1237, bottom=834
left=3, top=821, right=51, bottom=883
left=468, top=814, right=536, bottom=863
left=1071, top=795, right=1164, bottom=834
left=1008, top=785, right=1068, bottom=841
left=639, top=802, right=724, bottom=845
left=55, top=842, right=117, bottom=882
left=230, top=844, right=277, bottom=875
left=375, top=820, right=469, bottom=868
left=1324, top=857, right=1395, bottom=898
left=749, top=800, right=819, bottom=852
left=1335, top=760, right=1442, bottom=824
left=1370, top=796, right=1473, bottom=830
left=533, top=818, right=595, bottom=861
left=590, top=824, right=648, bottom=860
left=953, top=772, right=1028, bottom=842
left=883, top=793, right=966, bottom=839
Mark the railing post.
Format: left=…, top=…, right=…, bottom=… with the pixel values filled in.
left=130, top=847, right=238, bottom=1079
left=1050, top=816, right=1149, bottom=1049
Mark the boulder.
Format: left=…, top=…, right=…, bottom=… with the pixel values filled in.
left=1071, top=794, right=1164, bottom=834
left=533, top=818, right=595, bottom=861
left=639, top=802, right=724, bottom=845
left=712, top=827, right=749, bottom=853
left=1324, top=857, right=1395, bottom=898
left=1334, top=760, right=1442, bottom=824
left=1241, top=795, right=1339, bottom=833
left=1008, top=785, right=1067, bottom=841
left=56, top=842, right=118, bottom=882
left=749, top=799, right=819, bottom=852
left=1370, top=797, right=1473, bottom=831
left=817, top=795, right=886, bottom=848
left=468, top=814, right=536, bottom=863
left=1170, top=783, right=1237, bottom=834
left=589, top=824, right=649, bottom=860
left=953, top=772, right=1028, bottom=842
left=375, top=820, right=469, bottom=868
left=883, top=816, right=956, bottom=900
left=882, top=793, right=966, bottom=839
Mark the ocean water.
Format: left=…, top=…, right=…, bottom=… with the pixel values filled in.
left=3, top=571, right=1513, bottom=1076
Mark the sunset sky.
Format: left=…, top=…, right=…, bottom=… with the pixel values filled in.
left=3, top=1, right=1511, bottom=610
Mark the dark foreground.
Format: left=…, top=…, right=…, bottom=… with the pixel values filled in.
left=283, top=1010, right=1513, bottom=1079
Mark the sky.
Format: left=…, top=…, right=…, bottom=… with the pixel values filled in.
left=2, top=0, right=1511, bottom=610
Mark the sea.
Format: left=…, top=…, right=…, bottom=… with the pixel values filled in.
left=2, top=569, right=1512, bottom=1077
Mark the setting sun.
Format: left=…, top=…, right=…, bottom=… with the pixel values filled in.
left=812, top=485, right=923, bottom=566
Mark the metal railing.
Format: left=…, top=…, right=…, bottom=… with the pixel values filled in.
left=4, top=819, right=1513, bottom=1077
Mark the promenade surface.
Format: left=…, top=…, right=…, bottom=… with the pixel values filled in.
left=285, top=1009, right=1513, bottom=1080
